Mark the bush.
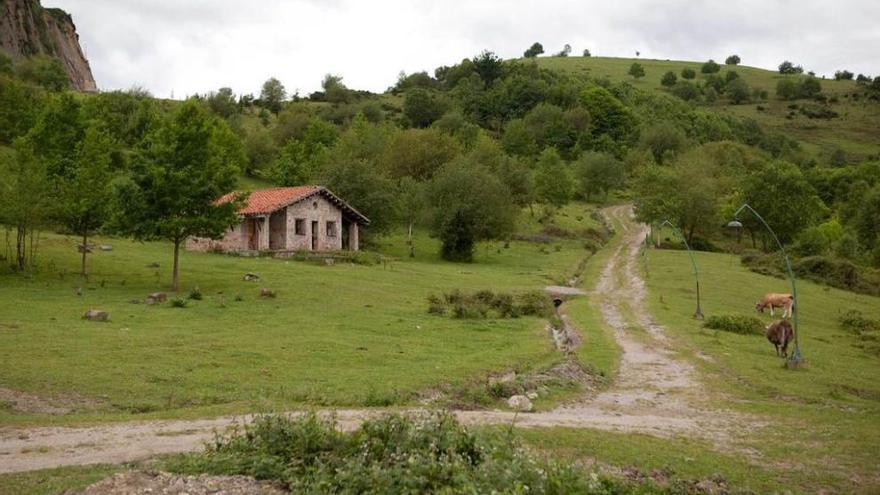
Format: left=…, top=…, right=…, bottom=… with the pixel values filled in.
left=660, top=71, right=677, bottom=87
left=170, top=298, right=188, bottom=308
left=680, top=67, right=696, bottom=80
left=671, top=81, right=700, bottom=101
left=793, top=256, right=880, bottom=296
left=704, top=315, right=765, bottom=335
left=428, top=290, right=552, bottom=319
left=164, top=412, right=663, bottom=493
left=839, top=310, right=880, bottom=334
left=701, top=59, right=721, bottom=74
left=188, top=287, right=203, bottom=300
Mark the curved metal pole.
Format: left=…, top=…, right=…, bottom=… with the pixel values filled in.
left=733, top=204, right=802, bottom=365
left=660, top=220, right=704, bottom=320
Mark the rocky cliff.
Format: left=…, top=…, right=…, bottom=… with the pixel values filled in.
left=0, top=0, right=97, bottom=91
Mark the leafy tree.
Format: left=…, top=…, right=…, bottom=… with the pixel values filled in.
left=726, top=78, right=751, bottom=104
left=853, top=184, right=880, bottom=254
left=403, top=88, right=450, bottom=128
left=778, top=61, right=803, bottom=75
left=260, top=77, right=287, bottom=114
left=322, top=74, right=352, bottom=104
left=56, top=126, right=114, bottom=277
left=23, top=93, right=85, bottom=179
left=775, top=78, right=799, bottom=100
left=382, top=128, right=461, bottom=180
left=640, top=124, right=686, bottom=163
left=0, top=145, right=51, bottom=271
left=207, top=87, right=238, bottom=119
left=800, top=76, right=822, bottom=98
left=271, top=118, right=337, bottom=186
left=319, top=159, right=398, bottom=237
left=496, top=156, right=533, bottom=208
left=0, top=76, right=42, bottom=144
left=628, top=63, right=646, bottom=80
left=15, top=55, right=68, bottom=91
left=701, top=60, right=720, bottom=74
left=856, top=73, right=871, bottom=84
left=397, top=176, right=426, bottom=257
left=115, top=101, right=245, bottom=291
left=523, top=103, right=577, bottom=153
left=523, top=42, right=544, bottom=58
left=739, top=161, right=827, bottom=246
left=393, top=71, right=436, bottom=93
left=725, top=70, right=739, bottom=83
left=577, top=151, right=625, bottom=200
left=680, top=67, right=696, bottom=80
left=834, top=70, right=854, bottom=81
left=555, top=44, right=572, bottom=57
left=501, top=119, right=537, bottom=157
left=660, top=71, right=677, bottom=87
left=578, top=86, right=637, bottom=144
left=582, top=49, right=591, bottom=57
left=533, top=147, right=573, bottom=207
left=671, top=81, right=699, bottom=101
left=243, top=125, right=277, bottom=176
left=725, top=55, right=741, bottom=65
left=472, top=50, right=504, bottom=87
left=428, top=161, right=516, bottom=261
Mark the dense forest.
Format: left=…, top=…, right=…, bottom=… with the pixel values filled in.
left=1, top=47, right=879, bottom=292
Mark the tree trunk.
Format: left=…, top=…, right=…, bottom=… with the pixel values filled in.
left=172, top=239, right=181, bottom=292
left=81, top=231, right=89, bottom=279
left=16, top=223, right=26, bottom=271
left=407, top=222, right=415, bottom=258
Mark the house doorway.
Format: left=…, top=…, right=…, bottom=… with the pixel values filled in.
left=311, top=220, right=318, bottom=250
left=247, top=219, right=259, bottom=250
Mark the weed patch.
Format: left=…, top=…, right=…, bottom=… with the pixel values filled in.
left=427, top=289, right=554, bottom=319
left=703, top=314, right=765, bottom=335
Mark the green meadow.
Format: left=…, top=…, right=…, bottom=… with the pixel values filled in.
left=0, top=204, right=605, bottom=426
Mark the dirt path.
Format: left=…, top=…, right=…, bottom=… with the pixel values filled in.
left=0, top=206, right=748, bottom=474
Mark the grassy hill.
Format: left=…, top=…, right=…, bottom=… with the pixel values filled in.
left=535, top=56, right=880, bottom=160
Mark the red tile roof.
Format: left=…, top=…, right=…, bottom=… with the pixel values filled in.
left=218, top=186, right=370, bottom=224
left=218, top=186, right=320, bottom=215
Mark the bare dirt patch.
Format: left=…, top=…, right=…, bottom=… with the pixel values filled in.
left=0, top=388, right=104, bottom=416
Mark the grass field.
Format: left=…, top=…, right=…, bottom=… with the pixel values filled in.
left=0, top=203, right=607, bottom=426
left=640, top=246, right=880, bottom=492
left=535, top=56, right=880, bottom=160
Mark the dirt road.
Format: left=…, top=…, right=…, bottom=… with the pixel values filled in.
left=0, top=206, right=747, bottom=474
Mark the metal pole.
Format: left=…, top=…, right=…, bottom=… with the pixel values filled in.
left=660, top=220, right=704, bottom=320
left=732, top=204, right=802, bottom=365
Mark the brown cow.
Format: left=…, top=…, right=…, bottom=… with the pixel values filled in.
left=756, top=293, right=794, bottom=318
left=765, top=319, right=794, bottom=357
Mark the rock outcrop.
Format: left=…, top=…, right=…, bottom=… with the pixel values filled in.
left=0, top=0, right=97, bottom=91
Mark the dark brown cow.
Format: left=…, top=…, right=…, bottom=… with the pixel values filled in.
left=765, top=319, right=794, bottom=357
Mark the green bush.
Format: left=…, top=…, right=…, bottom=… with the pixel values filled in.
left=839, top=310, right=880, bottom=334
left=164, top=412, right=670, bottom=494
left=188, top=287, right=203, bottom=300
left=704, top=314, right=765, bottom=335
left=170, top=298, right=188, bottom=308
left=429, top=290, right=552, bottom=319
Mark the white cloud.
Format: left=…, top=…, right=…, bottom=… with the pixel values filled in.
left=48, top=0, right=880, bottom=99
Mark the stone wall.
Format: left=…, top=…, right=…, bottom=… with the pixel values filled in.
left=185, top=223, right=247, bottom=252
left=285, top=195, right=343, bottom=251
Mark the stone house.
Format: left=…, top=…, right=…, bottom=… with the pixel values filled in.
left=186, top=186, right=370, bottom=253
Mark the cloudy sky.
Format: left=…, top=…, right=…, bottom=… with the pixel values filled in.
left=49, top=0, right=880, bottom=99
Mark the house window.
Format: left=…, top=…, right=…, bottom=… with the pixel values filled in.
left=326, top=221, right=337, bottom=238
left=295, top=218, right=305, bottom=235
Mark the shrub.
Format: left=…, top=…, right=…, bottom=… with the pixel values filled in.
left=704, top=315, right=765, bottom=335
left=428, top=290, right=552, bottom=319
left=660, top=71, right=677, bottom=87
left=725, top=55, right=741, bottom=65
left=170, top=298, right=188, bottom=308
left=164, top=413, right=657, bottom=493
left=839, top=310, right=880, bottom=334
left=672, top=81, right=700, bottom=101
left=680, top=67, right=696, bottom=80
left=701, top=59, right=721, bottom=74
left=188, top=287, right=203, bottom=300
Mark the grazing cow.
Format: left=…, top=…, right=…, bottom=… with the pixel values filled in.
left=765, top=319, right=794, bottom=357
left=755, top=293, right=794, bottom=318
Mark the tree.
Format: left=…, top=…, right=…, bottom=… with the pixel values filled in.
left=660, top=71, right=677, bottom=87
left=116, top=101, right=245, bottom=291
left=15, top=55, right=68, bottom=91
left=739, top=161, right=826, bottom=246
left=260, top=77, right=286, bottom=114
left=725, top=70, right=739, bottom=83
left=382, top=128, right=461, bottom=180
left=701, top=59, right=720, bottom=74
left=0, top=145, right=51, bottom=271
left=671, top=81, right=699, bottom=101
left=725, top=55, right=741, bottom=65
left=403, top=88, right=450, bottom=128
left=726, top=78, right=751, bottom=104
left=582, top=49, right=591, bottom=57
left=428, top=161, right=516, bottom=261
left=472, top=50, right=504, bottom=87
left=778, top=61, right=803, bottom=75
left=834, top=70, right=854, bottom=81
left=523, top=42, right=544, bottom=58
left=640, top=124, right=686, bottom=163
left=243, top=125, right=277, bottom=176
left=628, top=62, right=646, bottom=80
left=533, top=147, right=573, bottom=207
left=0, top=76, right=42, bottom=144
left=555, top=44, right=572, bottom=57
left=680, top=67, right=696, bottom=80
left=775, top=78, right=799, bottom=100
left=56, top=125, right=114, bottom=277
left=271, top=118, right=336, bottom=186
left=853, top=184, right=880, bottom=254
left=319, top=159, right=398, bottom=237
left=397, top=176, right=426, bottom=257
left=207, top=87, right=238, bottom=119
left=578, top=86, right=637, bottom=144
left=577, top=151, right=625, bottom=200
left=322, top=74, right=352, bottom=104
